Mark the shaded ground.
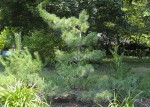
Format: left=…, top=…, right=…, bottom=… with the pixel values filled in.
left=52, top=102, right=92, bottom=107
left=51, top=100, right=150, bottom=107
left=52, top=102, right=84, bottom=107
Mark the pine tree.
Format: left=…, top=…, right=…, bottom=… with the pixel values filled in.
left=38, top=3, right=104, bottom=89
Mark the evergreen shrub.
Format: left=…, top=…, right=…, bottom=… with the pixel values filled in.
left=38, top=3, right=104, bottom=89
left=0, top=48, right=42, bottom=74
left=0, top=32, right=44, bottom=90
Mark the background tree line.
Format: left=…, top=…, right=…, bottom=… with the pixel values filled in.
left=0, top=0, right=149, bottom=64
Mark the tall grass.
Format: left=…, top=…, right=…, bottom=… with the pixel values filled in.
left=0, top=81, right=49, bottom=107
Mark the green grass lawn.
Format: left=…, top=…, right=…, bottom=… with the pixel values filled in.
left=90, top=56, right=150, bottom=75
left=42, top=56, right=150, bottom=81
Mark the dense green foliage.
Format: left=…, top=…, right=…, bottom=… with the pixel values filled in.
left=0, top=0, right=149, bottom=60
left=23, top=29, right=63, bottom=63
left=0, top=0, right=149, bottom=106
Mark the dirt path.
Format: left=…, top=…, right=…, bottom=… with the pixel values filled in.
left=132, top=67, right=150, bottom=73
